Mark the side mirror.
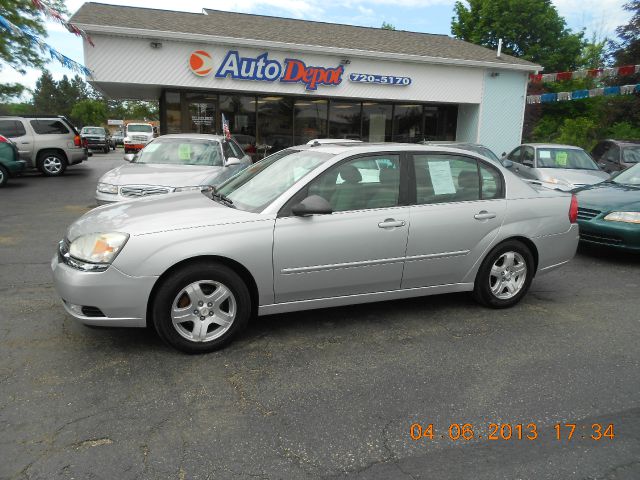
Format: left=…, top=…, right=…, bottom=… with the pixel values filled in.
left=501, top=159, right=514, bottom=168
left=123, top=154, right=135, bottom=162
left=225, top=157, right=242, bottom=167
left=291, top=195, right=333, bottom=216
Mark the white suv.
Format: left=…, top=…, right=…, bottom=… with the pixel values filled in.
left=0, top=115, right=88, bottom=176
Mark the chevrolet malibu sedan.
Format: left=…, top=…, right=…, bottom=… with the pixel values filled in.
left=95, top=134, right=251, bottom=204
left=574, top=162, right=640, bottom=251
left=53, top=143, right=579, bottom=353
left=503, top=143, right=609, bottom=191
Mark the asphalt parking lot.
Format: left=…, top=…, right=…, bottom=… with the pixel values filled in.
left=1, top=149, right=639, bottom=480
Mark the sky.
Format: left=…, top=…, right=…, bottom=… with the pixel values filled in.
left=0, top=0, right=633, bottom=98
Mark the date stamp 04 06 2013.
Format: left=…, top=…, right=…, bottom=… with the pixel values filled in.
left=409, top=423, right=615, bottom=442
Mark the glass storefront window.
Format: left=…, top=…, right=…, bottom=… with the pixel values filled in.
left=393, top=104, right=423, bottom=143
left=294, top=99, right=327, bottom=144
left=164, top=91, right=182, bottom=135
left=257, top=96, right=294, bottom=154
left=185, top=92, right=216, bottom=134
left=362, top=102, right=392, bottom=142
left=329, top=100, right=362, bottom=140
left=220, top=94, right=257, bottom=158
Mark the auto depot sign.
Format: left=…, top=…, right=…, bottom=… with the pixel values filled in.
left=189, top=49, right=345, bottom=91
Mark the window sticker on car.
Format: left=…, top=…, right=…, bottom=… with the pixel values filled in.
left=428, top=160, right=456, bottom=195
left=179, top=144, right=191, bottom=161
left=539, top=150, right=551, bottom=159
left=556, top=151, right=568, bottom=167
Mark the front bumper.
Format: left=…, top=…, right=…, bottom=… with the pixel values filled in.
left=51, top=253, right=158, bottom=327
left=578, top=219, right=640, bottom=252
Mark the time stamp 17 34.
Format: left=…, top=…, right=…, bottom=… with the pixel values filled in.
left=409, top=423, right=615, bottom=442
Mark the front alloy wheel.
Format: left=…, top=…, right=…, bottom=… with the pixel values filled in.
left=152, top=262, right=250, bottom=353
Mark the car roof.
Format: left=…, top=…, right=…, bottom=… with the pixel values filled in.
left=302, top=142, right=506, bottom=157
left=155, top=133, right=226, bottom=141
left=522, top=143, right=585, bottom=150
left=603, top=139, right=640, bottom=146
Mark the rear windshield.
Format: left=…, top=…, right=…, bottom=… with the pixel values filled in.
left=134, top=138, right=223, bottom=166
left=81, top=127, right=105, bottom=135
left=622, top=146, right=640, bottom=163
left=536, top=148, right=599, bottom=170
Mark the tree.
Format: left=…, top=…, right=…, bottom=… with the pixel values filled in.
left=611, top=1, right=640, bottom=65
left=0, top=0, right=65, bottom=73
left=71, top=99, right=108, bottom=127
left=578, top=33, right=609, bottom=70
left=451, top=0, right=585, bottom=71
left=32, top=70, right=59, bottom=114
left=0, top=83, right=25, bottom=103
left=381, top=22, right=396, bottom=30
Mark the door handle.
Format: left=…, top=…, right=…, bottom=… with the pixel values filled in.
left=474, top=211, right=496, bottom=220
left=378, top=218, right=406, bottom=229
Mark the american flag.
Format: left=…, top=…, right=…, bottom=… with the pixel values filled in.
left=221, top=113, right=231, bottom=140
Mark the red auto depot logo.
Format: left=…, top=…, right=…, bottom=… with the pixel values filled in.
left=189, top=50, right=213, bottom=76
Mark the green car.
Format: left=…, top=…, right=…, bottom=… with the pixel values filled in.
left=0, top=134, right=26, bottom=187
left=574, top=162, right=640, bottom=251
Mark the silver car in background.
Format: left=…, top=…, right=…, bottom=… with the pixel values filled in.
left=503, top=143, right=609, bottom=191
left=96, top=134, right=251, bottom=204
left=53, top=143, right=579, bottom=353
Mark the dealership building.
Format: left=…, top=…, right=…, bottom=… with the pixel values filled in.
left=71, top=3, right=539, bottom=156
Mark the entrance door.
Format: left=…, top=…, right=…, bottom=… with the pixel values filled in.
left=187, top=102, right=216, bottom=134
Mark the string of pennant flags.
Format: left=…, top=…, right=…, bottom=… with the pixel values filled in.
left=529, top=65, right=640, bottom=83
left=527, top=83, right=640, bottom=104
left=0, top=13, right=92, bottom=77
left=31, top=0, right=94, bottom=47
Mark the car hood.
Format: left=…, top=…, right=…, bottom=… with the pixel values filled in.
left=575, top=181, right=640, bottom=212
left=99, top=163, right=226, bottom=188
left=67, top=192, right=258, bottom=240
left=537, top=168, right=610, bottom=185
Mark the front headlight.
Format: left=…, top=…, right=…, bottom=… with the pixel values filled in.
left=174, top=185, right=213, bottom=193
left=69, top=232, right=129, bottom=264
left=124, top=137, right=130, bottom=142
left=604, top=212, right=640, bottom=224
left=97, top=183, right=118, bottom=194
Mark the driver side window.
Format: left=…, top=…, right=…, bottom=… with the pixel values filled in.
left=307, top=155, right=401, bottom=212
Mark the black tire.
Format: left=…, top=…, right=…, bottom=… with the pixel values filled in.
left=103, top=146, right=109, bottom=154
left=0, top=165, right=8, bottom=187
left=472, top=240, right=535, bottom=309
left=37, top=150, right=67, bottom=177
left=152, top=262, right=251, bottom=354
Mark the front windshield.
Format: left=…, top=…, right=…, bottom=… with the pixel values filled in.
left=622, top=146, right=640, bottom=163
left=611, top=163, right=640, bottom=186
left=82, top=127, right=104, bottom=135
left=536, top=148, right=599, bottom=170
left=217, top=149, right=334, bottom=212
left=127, top=124, right=153, bottom=133
left=135, top=138, right=223, bottom=166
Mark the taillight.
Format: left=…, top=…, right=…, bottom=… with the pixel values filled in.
left=569, top=194, right=578, bottom=223
left=74, top=135, right=81, bottom=147
left=245, top=145, right=256, bottom=154
left=0, top=135, right=7, bottom=143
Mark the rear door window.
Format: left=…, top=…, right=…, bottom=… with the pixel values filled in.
left=30, top=120, right=70, bottom=135
left=0, top=120, right=27, bottom=138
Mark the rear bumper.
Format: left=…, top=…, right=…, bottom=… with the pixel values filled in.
left=5, top=160, right=26, bottom=175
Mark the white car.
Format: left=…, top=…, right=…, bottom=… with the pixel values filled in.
left=96, top=134, right=251, bottom=204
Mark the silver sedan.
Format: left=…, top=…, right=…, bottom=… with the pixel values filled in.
left=52, top=144, right=579, bottom=353
left=95, top=134, right=251, bottom=204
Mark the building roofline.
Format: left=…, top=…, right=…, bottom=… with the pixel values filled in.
left=75, top=23, right=541, bottom=72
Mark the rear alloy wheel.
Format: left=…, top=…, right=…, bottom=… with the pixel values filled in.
left=103, top=146, right=110, bottom=154
left=0, top=165, right=8, bottom=187
left=152, top=262, right=251, bottom=353
left=473, top=240, right=534, bottom=308
left=38, top=151, right=67, bottom=177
